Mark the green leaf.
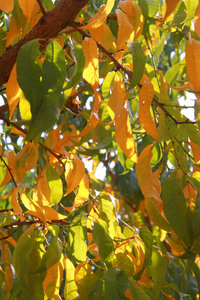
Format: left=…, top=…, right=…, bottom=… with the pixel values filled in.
left=145, top=197, right=172, bottom=232
left=93, top=220, right=114, bottom=267
left=104, top=268, right=129, bottom=300
left=139, top=226, right=153, bottom=266
left=128, top=41, right=146, bottom=89
left=192, top=195, right=200, bottom=240
left=27, top=93, right=65, bottom=141
left=148, top=0, right=160, bottom=17
left=165, top=61, right=182, bottom=85
left=138, top=0, right=148, bottom=19
left=162, top=171, right=193, bottom=248
left=16, top=39, right=43, bottom=117
left=129, top=279, right=151, bottom=300
left=68, top=215, right=87, bottom=263
left=102, top=71, right=115, bottom=99
left=43, top=40, right=66, bottom=94
left=13, top=227, right=46, bottom=299
left=149, top=249, right=167, bottom=297
left=99, top=192, right=114, bottom=224
left=66, top=40, right=85, bottom=89
left=46, top=164, right=63, bottom=206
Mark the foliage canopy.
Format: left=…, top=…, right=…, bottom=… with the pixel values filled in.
left=1, top=0, right=200, bottom=299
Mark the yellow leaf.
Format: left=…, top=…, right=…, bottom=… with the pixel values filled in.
left=64, top=256, right=78, bottom=300
left=74, top=173, right=89, bottom=207
left=36, top=168, right=51, bottom=202
left=186, top=35, right=200, bottom=91
left=11, top=187, right=25, bottom=220
left=78, top=89, right=101, bottom=137
left=6, top=64, right=20, bottom=118
left=0, top=0, right=14, bottom=13
left=82, top=0, right=115, bottom=29
left=43, top=256, right=64, bottom=300
left=115, top=106, right=137, bottom=162
left=82, top=37, right=99, bottom=88
left=19, top=91, right=32, bottom=121
left=162, top=0, right=180, bottom=23
left=139, top=76, right=158, bottom=140
left=75, top=262, right=98, bottom=300
left=136, top=144, right=162, bottom=205
left=65, top=154, right=85, bottom=195
left=107, top=72, right=126, bottom=120
left=18, top=0, right=36, bottom=23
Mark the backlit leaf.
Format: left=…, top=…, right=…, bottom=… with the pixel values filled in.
left=0, top=0, right=14, bottom=13
left=18, top=0, right=36, bottom=22
left=64, top=257, right=78, bottom=300
left=46, top=164, right=63, bottom=206
left=68, top=215, right=87, bottom=263
left=162, top=0, right=180, bottom=23
left=136, top=144, right=162, bottom=204
left=128, top=41, right=146, bottom=89
left=186, top=35, right=200, bottom=91
left=139, top=75, right=158, bottom=140
left=162, top=170, right=193, bottom=248
left=82, top=38, right=99, bottom=88
left=65, top=154, right=85, bottom=195
left=6, top=64, right=20, bottom=117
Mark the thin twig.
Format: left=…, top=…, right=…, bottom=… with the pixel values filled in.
left=36, top=0, right=47, bottom=15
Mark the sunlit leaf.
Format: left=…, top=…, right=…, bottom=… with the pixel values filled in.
left=46, top=164, right=63, bottom=206
left=64, top=257, right=78, bottom=300
left=186, top=35, right=200, bottom=91
left=0, top=0, right=14, bottom=13
left=18, top=0, right=36, bottom=22
left=139, top=75, right=158, bottom=140
left=162, top=170, right=193, bottom=248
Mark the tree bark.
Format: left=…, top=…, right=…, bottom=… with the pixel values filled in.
left=0, top=0, right=89, bottom=86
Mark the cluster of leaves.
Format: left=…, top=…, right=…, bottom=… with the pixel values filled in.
left=0, top=0, right=200, bottom=298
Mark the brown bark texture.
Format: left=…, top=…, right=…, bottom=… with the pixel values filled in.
left=0, top=0, right=89, bottom=86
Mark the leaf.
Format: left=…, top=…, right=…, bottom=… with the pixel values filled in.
left=16, top=39, right=43, bottom=117
left=136, top=144, right=162, bottom=204
left=68, top=215, right=87, bottom=263
left=128, top=41, right=146, bottom=89
left=192, top=195, right=200, bottom=240
left=75, top=262, right=98, bottom=300
left=145, top=197, right=171, bottom=231
left=115, top=106, right=137, bottom=162
left=104, top=268, right=130, bottom=300
left=18, top=0, right=36, bottom=22
left=0, top=0, right=14, bottom=13
left=66, top=40, right=85, bottom=89
left=64, top=257, right=78, bottom=300
left=13, top=226, right=46, bottom=299
left=93, top=220, right=114, bottom=266
left=102, top=71, right=115, bottom=99
left=162, top=0, right=180, bottom=23
left=107, top=72, right=126, bottom=120
left=82, top=0, right=115, bottom=29
left=149, top=249, right=167, bottom=297
left=6, top=64, right=20, bottom=117
left=139, top=226, right=153, bottom=266
left=43, top=256, right=63, bottom=300
left=82, top=37, right=99, bottom=88
left=65, top=153, right=85, bottom=195
left=46, top=164, right=63, bottom=206
left=162, top=170, right=193, bottom=248
left=139, top=75, right=158, bottom=140
left=99, top=192, right=114, bottom=223
left=186, top=35, right=200, bottom=91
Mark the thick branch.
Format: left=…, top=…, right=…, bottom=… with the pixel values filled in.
left=0, top=0, right=89, bottom=86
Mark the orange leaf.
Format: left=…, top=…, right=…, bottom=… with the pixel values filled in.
left=78, top=89, right=101, bottom=137
left=89, top=23, right=116, bottom=52
left=0, top=0, right=14, bottom=13
left=18, top=0, right=36, bottom=23
left=139, top=75, right=158, bottom=140
left=6, top=64, right=20, bottom=117
left=11, top=187, right=25, bottom=220
left=136, top=144, right=162, bottom=205
left=186, top=35, right=200, bottom=91
left=65, top=154, right=85, bottom=195
left=162, top=0, right=180, bottom=23
left=119, top=0, right=144, bottom=41
left=115, top=105, right=137, bottom=162
left=6, top=16, right=18, bottom=47
left=195, top=1, right=200, bottom=38
left=82, top=0, right=115, bottom=29
left=0, top=230, right=17, bottom=247
left=82, top=38, right=99, bottom=88
left=188, top=142, right=200, bottom=172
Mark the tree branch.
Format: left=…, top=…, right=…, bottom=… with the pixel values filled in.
left=0, top=0, right=89, bottom=86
